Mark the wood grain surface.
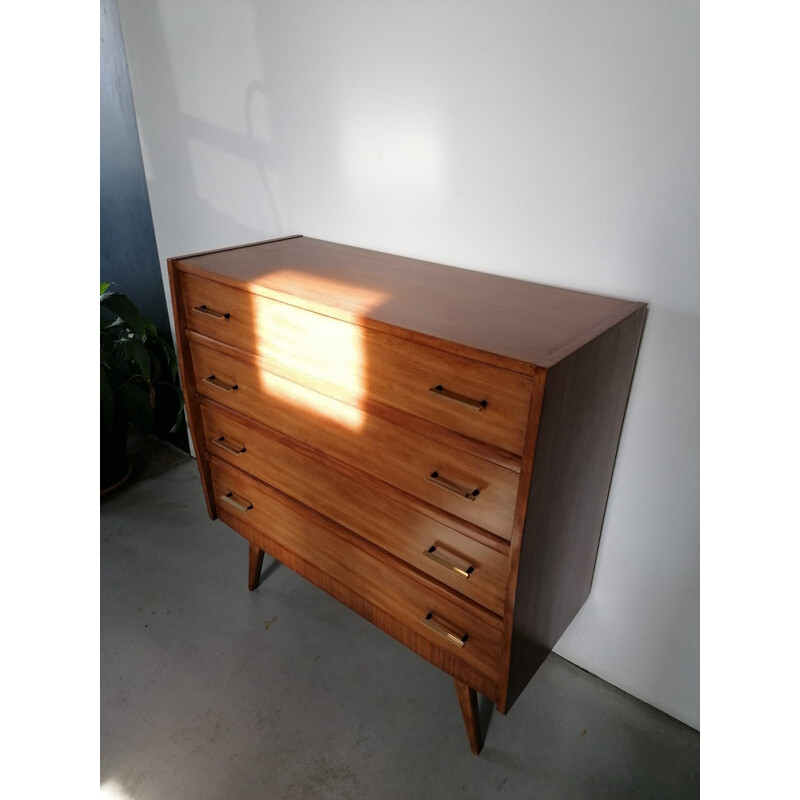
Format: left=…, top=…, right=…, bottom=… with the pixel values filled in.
left=166, top=259, right=216, bottom=519
left=176, top=236, right=645, bottom=369
left=200, top=400, right=509, bottom=615
left=503, top=308, right=647, bottom=711
left=229, top=514, right=501, bottom=702
left=209, top=456, right=503, bottom=682
left=181, top=270, right=532, bottom=454
left=454, top=679, right=483, bottom=755
left=190, top=341, right=520, bottom=539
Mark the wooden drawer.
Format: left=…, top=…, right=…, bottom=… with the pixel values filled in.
left=208, top=457, right=503, bottom=681
left=190, top=341, right=519, bottom=539
left=200, top=400, right=509, bottom=615
left=181, top=271, right=532, bottom=455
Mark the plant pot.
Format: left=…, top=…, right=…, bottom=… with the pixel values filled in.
left=101, top=421, right=131, bottom=495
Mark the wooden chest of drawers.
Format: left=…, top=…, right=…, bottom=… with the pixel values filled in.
left=167, top=235, right=646, bottom=754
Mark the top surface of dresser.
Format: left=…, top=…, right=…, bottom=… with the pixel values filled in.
left=175, top=236, right=644, bottom=369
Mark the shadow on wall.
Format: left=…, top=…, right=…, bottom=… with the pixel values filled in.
left=128, top=1, right=284, bottom=256
left=624, top=306, right=699, bottom=717
left=130, top=0, right=451, bottom=262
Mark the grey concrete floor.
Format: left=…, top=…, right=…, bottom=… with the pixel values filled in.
left=101, top=458, right=699, bottom=800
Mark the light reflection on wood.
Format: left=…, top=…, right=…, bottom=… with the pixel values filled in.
left=248, top=271, right=388, bottom=431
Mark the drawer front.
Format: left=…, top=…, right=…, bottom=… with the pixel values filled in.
left=191, top=342, right=519, bottom=539
left=181, top=271, right=531, bottom=455
left=200, top=401, right=508, bottom=615
left=209, top=457, right=503, bottom=681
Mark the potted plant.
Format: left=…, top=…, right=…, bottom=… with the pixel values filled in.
left=100, top=282, right=184, bottom=494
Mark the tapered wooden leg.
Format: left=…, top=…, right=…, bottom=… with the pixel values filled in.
left=248, top=543, right=265, bottom=591
left=454, top=678, right=482, bottom=755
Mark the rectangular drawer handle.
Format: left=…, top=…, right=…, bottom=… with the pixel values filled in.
left=203, top=374, right=238, bottom=392
left=212, top=436, right=246, bottom=456
left=421, top=612, right=468, bottom=648
left=428, top=384, right=487, bottom=412
left=423, top=546, right=474, bottom=580
left=193, top=304, right=230, bottom=320
left=219, top=491, right=253, bottom=513
left=426, top=471, right=480, bottom=501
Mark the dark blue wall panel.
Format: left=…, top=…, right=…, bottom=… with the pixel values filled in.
left=101, top=0, right=170, bottom=342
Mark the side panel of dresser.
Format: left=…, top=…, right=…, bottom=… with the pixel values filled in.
left=501, top=307, right=647, bottom=712
left=167, top=258, right=217, bottom=519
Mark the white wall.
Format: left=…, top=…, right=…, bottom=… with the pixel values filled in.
left=119, top=0, right=699, bottom=728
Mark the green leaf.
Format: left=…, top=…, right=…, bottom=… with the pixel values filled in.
left=157, top=380, right=185, bottom=432
left=118, top=338, right=152, bottom=383
left=100, top=282, right=110, bottom=295
left=122, top=381, right=154, bottom=434
left=101, top=369, right=114, bottom=429
left=150, top=354, right=162, bottom=383
left=100, top=347, right=114, bottom=372
left=100, top=328, right=116, bottom=351
left=144, top=336, right=175, bottom=386
left=170, top=405, right=185, bottom=435
left=100, top=332, right=114, bottom=364
left=154, top=334, right=179, bottom=379
left=101, top=292, right=150, bottom=339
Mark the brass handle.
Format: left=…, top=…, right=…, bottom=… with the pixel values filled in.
left=428, top=385, right=487, bottom=412
left=426, top=471, right=480, bottom=501
left=421, top=612, right=468, bottom=647
left=422, top=546, right=474, bottom=579
left=219, top=491, right=253, bottom=513
left=203, top=374, right=238, bottom=392
left=212, top=436, right=246, bottom=456
left=193, top=304, right=230, bottom=320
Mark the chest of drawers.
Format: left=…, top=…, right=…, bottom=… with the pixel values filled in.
left=167, top=235, right=646, bottom=754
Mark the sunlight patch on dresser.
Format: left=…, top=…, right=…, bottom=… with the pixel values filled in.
left=246, top=271, right=388, bottom=431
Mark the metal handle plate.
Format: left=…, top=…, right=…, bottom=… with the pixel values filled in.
left=219, top=491, right=253, bottom=513
left=422, top=546, right=474, bottom=579
left=212, top=436, right=246, bottom=456
left=421, top=612, right=468, bottom=647
left=428, top=385, right=487, bottom=412
left=203, top=374, right=238, bottom=392
left=193, top=304, right=230, bottom=320
left=426, top=471, right=480, bottom=501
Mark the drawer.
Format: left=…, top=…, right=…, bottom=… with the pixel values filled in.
left=181, top=271, right=532, bottom=455
left=200, top=401, right=509, bottom=615
left=190, top=341, right=520, bottom=539
left=209, top=457, right=503, bottom=681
